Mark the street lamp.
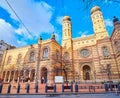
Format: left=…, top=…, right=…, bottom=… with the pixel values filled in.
left=35, top=37, right=42, bottom=85
left=106, top=64, right=111, bottom=82
left=93, top=70, right=96, bottom=83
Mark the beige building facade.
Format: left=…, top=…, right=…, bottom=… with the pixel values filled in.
left=0, top=6, right=120, bottom=84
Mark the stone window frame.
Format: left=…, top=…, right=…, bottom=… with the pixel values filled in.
left=43, top=47, right=49, bottom=59
left=7, top=55, right=12, bottom=65
left=29, top=51, right=35, bottom=62
left=17, top=54, right=22, bottom=64
left=56, top=50, right=59, bottom=62
left=80, top=49, right=90, bottom=58
left=63, top=52, right=70, bottom=61
left=102, top=46, right=110, bottom=58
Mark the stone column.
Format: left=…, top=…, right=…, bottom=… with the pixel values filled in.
left=4, top=71, right=7, bottom=82
left=22, top=70, right=25, bottom=82
left=29, top=70, right=31, bottom=82
left=34, top=71, right=37, bottom=82
left=1, top=71, right=3, bottom=79
left=48, top=69, right=55, bottom=86
left=8, top=71, right=11, bottom=82
left=81, top=70, right=83, bottom=82
left=12, top=71, right=16, bottom=82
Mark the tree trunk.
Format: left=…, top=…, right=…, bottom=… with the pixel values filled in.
left=63, top=69, right=68, bottom=84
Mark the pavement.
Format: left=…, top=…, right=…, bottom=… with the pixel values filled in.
left=0, top=93, right=120, bottom=98
left=0, top=82, right=105, bottom=94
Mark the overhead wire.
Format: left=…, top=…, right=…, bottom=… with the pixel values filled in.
left=5, top=0, right=33, bottom=37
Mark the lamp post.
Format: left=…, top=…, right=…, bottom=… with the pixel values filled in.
left=35, top=37, right=42, bottom=85
left=106, top=64, right=111, bottom=82
left=94, top=70, right=96, bottom=83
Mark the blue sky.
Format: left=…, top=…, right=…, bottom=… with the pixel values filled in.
left=0, top=0, right=120, bottom=47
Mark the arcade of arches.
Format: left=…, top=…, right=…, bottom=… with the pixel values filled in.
left=1, top=65, right=93, bottom=83
left=1, top=69, right=35, bottom=82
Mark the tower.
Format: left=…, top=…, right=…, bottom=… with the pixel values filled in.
left=91, top=6, right=108, bottom=40
left=62, top=16, right=72, bottom=49
left=62, top=16, right=74, bottom=82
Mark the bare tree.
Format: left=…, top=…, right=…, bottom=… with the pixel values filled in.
left=53, top=55, right=72, bottom=84
left=100, top=64, right=111, bottom=82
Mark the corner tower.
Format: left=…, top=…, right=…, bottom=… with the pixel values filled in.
left=91, top=6, right=108, bottom=40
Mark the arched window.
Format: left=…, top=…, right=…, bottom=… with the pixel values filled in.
left=17, top=54, right=22, bottom=64
left=29, top=52, right=35, bottom=61
left=102, top=46, right=109, bottom=57
left=56, top=50, right=59, bottom=62
left=64, top=52, right=69, bottom=60
left=43, top=48, right=48, bottom=58
left=7, top=56, right=12, bottom=65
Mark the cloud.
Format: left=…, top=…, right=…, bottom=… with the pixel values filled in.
left=0, top=18, right=25, bottom=46
left=105, top=19, right=113, bottom=27
left=56, top=16, right=63, bottom=25
left=78, top=30, right=89, bottom=37
left=0, top=0, right=55, bottom=47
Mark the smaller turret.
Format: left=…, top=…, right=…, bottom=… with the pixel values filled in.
left=113, top=16, right=120, bottom=28
left=51, top=32, right=55, bottom=40
left=38, top=36, right=42, bottom=44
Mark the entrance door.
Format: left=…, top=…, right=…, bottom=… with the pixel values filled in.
left=83, top=65, right=91, bottom=80
left=41, top=67, right=47, bottom=83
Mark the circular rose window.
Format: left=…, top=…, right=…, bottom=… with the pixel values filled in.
left=80, top=49, right=90, bottom=58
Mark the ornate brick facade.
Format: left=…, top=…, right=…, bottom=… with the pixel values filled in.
left=0, top=6, right=120, bottom=84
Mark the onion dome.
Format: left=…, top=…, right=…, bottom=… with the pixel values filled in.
left=90, top=6, right=101, bottom=14
left=63, top=15, right=71, bottom=21
left=113, top=16, right=119, bottom=23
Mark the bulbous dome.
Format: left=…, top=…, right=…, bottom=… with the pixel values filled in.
left=113, top=16, right=119, bottom=23
left=90, top=6, right=101, bottom=14
left=63, top=16, right=71, bottom=21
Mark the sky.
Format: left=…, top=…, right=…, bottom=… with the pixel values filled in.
left=0, top=0, right=120, bottom=47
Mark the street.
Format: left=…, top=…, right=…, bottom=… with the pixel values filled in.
left=0, top=94, right=120, bottom=98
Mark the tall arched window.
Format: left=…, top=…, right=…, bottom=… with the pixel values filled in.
left=17, top=54, right=22, bottom=64
left=56, top=50, right=59, bottom=62
left=43, top=48, right=48, bottom=58
left=7, top=56, right=12, bottom=65
left=64, top=52, right=69, bottom=60
left=29, top=52, right=35, bottom=61
left=102, top=46, right=109, bottom=57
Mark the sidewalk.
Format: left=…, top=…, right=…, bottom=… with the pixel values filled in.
left=0, top=82, right=107, bottom=94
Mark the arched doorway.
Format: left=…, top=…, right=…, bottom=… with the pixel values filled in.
left=41, top=67, right=47, bottom=83
left=30, top=69, right=35, bottom=82
left=10, top=71, right=14, bottom=82
left=6, top=71, right=10, bottom=82
left=83, top=65, right=91, bottom=80
left=14, top=71, right=19, bottom=82
left=25, top=70, right=29, bottom=82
